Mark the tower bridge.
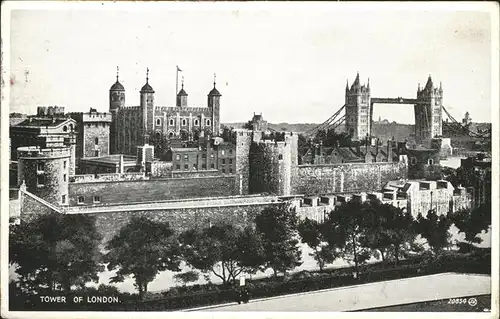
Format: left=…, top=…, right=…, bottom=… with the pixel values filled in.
left=306, top=73, right=450, bottom=144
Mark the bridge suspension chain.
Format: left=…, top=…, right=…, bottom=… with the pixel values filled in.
left=304, top=104, right=345, bottom=137
left=442, top=106, right=490, bottom=139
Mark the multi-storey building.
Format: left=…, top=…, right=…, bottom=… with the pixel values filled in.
left=109, top=68, right=221, bottom=155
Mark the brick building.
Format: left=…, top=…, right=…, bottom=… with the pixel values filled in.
left=69, top=108, right=112, bottom=159
left=457, top=153, right=492, bottom=208
left=10, top=107, right=77, bottom=176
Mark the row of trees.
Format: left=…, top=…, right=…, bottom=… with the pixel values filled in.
left=10, top=200, right=490, bottom=300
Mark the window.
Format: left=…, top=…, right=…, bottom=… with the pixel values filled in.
left=229, top=168, right=233, bottom=173
left=156, top=118, right=161, bottom=126
left=78, top=196, right=85, bottom=204
left=278, top=154, right=283, bottom=160
left=63, top=126, right=68, bottom=132
left=37, top=175, right=45, bottom=185
left=94, top=150, right=99, bottom=157
left=182, top=119, right=187, bottom=126
left=184, top=164, right=189, bottom=170
left=229, top=159, right=233, bottom=164
left=37, top=162, right=45, bottom=171
left=221, top=150, right=225, bottom=156
left=62, top=195, right=66, bottom=204
left=169, top=119, right=174, bottom=126
left=95, top=137, right=99, bottom=145
left=93, top=195, right=101, bottom=203
left=63, top=161, right=67, bottom=169
left=184, top=154, right=189, bottom=160
left=428, top=158, right=434, bottom=165
left=69, top=124, right=74, bottom=131
left=211, top=163, right=215, bottom=169
left=411, top=157, right=417, bottom=165
left=176, top=154, right=181, bottom=161
left=169, top=132, right=174, bottom=138
left=63, top=174, right=67, bottom=182
left=193, top=164, right=197, bottom=170
left=176, top=164, right=180, bottom=170
left=194, top=119, right=199, bottom=126
left=202, top=163, right=207, bottom=169
left=222, top=168, right=226, bottom=173
left=202, top=153, right=207, bottom=159
left=229, top=149, right=233, bottom=155
left=206, top=119, right=211, bottom=126
left=210, top=154, right=215, bottom=159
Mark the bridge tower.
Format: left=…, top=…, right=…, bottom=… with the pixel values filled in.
left=415, top=75, right=443, bottom=142
left=345, top=73, right=371, bottom=140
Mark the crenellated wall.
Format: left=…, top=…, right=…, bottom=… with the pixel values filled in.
left=293, top=162, right=408, bottom=195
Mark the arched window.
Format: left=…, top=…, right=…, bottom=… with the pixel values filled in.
left=206, top=119, right=211, bottom=126
left=155, top=131, right=161, bottom=139
left=168, top=132, right=174, bottom=138
left=63, top=126, right=68, bottom=132
left=428, top=158, right=434, bottom=165
left=182, top=119, right=187, bottom=126
left=156, top=118, right=161, bottom=126
left=169, top=119, right=174, bottom=126
left=95, top=137, right=99, bottom=145
left=411, top=157, right=417, bottom=165
left=69, top=124, right=73, bottom=131
left=194, top=119, right=199, bottom=126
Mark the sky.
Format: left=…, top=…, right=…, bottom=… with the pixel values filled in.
left=6, top=2, right=496, bottom=124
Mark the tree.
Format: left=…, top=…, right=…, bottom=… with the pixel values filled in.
left=254, top=203, right=303, bottom=278
left=450, top=201, right=491, bottom=245
left=148, top=131, right=170, bottom=160
left=297, top=218, right=339, bottom=271
left=104, top=217, right=182, bottom=300
left=323, top=199, right=371, bottom=278
left=9, top=212, right=103, bottom=294
left=179, top=223, right=262, bottom=286
left=361, top=200, right=417, bottom=264
left=173, top=271, right=199, bottom=287
left=415, top=210, right=453, bottom=254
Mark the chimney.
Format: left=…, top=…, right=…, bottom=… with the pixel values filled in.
left=119, top=154, right=124, bottom=174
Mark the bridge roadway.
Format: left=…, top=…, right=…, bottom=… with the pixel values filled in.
left=188, top=273, right=490, bottom=312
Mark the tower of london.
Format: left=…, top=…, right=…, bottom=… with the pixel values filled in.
left=109, top=68, right=221, bottom=155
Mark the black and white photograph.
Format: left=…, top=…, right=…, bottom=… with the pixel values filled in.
left=1, top=1, right=498, bottom=317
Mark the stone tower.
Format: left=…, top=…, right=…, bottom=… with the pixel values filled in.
left=176, top=78, right=188, bottom=107
left=207, top=75, right=221, bottom=136
left=140, top=68, right=155, bottom=141
left=110, top=67, right=125, bottom=154
left=345, top=72, right=371, bottom=140
left=415, top=75, right=443, bottom=142
left=17, top=146, right=71, bottom=206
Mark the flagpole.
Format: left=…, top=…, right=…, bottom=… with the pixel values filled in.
left=176, top=66, right=179, bottom=103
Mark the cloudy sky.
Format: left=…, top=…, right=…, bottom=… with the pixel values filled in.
left=7, top=2, right=496, bottom=124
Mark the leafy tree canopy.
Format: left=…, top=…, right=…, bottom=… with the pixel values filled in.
left=104, top=216, right=182, bottom=300
left=9, top=213, right=103, bottom=294
left=255, top=203, right=303, bottom=278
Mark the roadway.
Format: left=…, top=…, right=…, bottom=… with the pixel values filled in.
left=188, top=273, right=491, bottom=312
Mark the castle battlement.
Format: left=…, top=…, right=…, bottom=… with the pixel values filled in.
left=82, top=113, right=112, bottom=122
left=155, top=106, right=210, bottom=114
left=37, top=106, right=66, bottom=116
left=17, top=146, right=71, bottom=159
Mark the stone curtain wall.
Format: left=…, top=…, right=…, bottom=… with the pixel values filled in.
left=92, top=203, right=275, bottom=244
left=68, top=176, right=239, bottom=206
left=293, top=162, right=407, bottom=195
left=19, top=190, right=61, bottom=223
